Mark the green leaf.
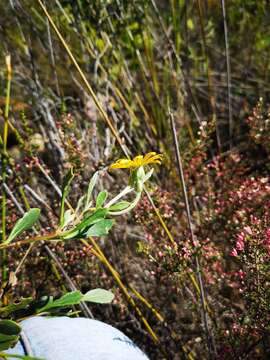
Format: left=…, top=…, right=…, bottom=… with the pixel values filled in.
left=6, top=209, right=40, bottom=244
left=0, top=340, right=18, bottom=351
left=37, top=291, right=83, bottom=313
left=82, top=289, right=114, bottom=304
left=86, top=219, right=114, bottom=237
left=0, top=334, right=18, bottom=343
left=0, top=298, right=33, bottom=317
left=75, top=194, right=86, bottom=214
left=0, top=320, right=21, bottom=351
left=109, top=201, right=130, bottom=212
left=76, top=209, right=108, bottom=232
left=62, top=229, right=79, bottom=240
left=0, top=321, right=21, bottom=337
left=85, top=171, right=99, bottom=210
left=96, top=190, right=108, bottom=208
left=59, top=168, right=74, bottom=227
left=61, top=209, right=75, bottom=229
left=62, top=209, right=108, bottom=240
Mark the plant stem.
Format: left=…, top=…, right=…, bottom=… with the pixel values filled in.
left=1, top=55, right=12, bottom=282
left=0, top=232, right=59, bottom=250
left=169, top=110, right=216, bottom=357
left=105, top=186, right=133, bottom=208
left=220, top=0, right=233, bottom=149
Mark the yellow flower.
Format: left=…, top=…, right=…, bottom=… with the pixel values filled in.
left=109, top=152, right=163, bottom=170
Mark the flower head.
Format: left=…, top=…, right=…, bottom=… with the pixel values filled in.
left=109, top=152, right=163, bottom=170
left=234, top=232, right=245, bottom=252
left=230, top=248, right=238, bottom=257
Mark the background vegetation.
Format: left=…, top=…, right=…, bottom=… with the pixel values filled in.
left=1, top=0, right=270, bottom=358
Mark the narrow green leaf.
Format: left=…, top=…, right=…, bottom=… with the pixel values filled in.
left=96, top=190, right=108, bottom=208
left=75, top=194, right=86, bottom=214
left=85, top=171, right=99, bottom=210
left=82, top=289, right=114, bottom=304
left=86, top=219, right=114, bottom=237
left=6, top=209, right=40, bottom=244
left=76, top=209, right=108, bottom=232
left=109, top=201, right=130, bottom=212
left=37, top=291, right=83, bottom=313
left=59, top=168, right=74, bottom=227
left=61, top=209, right=75, bottom=229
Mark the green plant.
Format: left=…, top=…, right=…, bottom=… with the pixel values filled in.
left=0, top=153, right=160, bottom=355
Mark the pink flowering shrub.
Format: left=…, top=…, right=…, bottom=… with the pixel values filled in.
left=134, top=101, right=270, bottom=358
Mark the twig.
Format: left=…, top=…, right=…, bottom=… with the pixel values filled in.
left=1, top=54, right=12, bottom=282
left=220, top=0, right=233, bottom=149
left=169, top=110, right=216, bottom=358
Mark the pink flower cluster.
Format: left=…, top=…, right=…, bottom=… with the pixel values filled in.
left=230, top=226, right=252, bottom=257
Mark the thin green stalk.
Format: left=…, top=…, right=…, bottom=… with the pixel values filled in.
left=170, top=0, right=182, bottom=55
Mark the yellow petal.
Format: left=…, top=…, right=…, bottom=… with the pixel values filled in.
left=133, top=155, right=144, bottom=162
left=132, top=155, right=144, bottom=167
left=109, top=152, right=163, bottom=170
left=144, top=153, right=163, bottom=165
left=144, top=152, right=157, bottom=161
left=109, top=159, right=132, bottom=169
